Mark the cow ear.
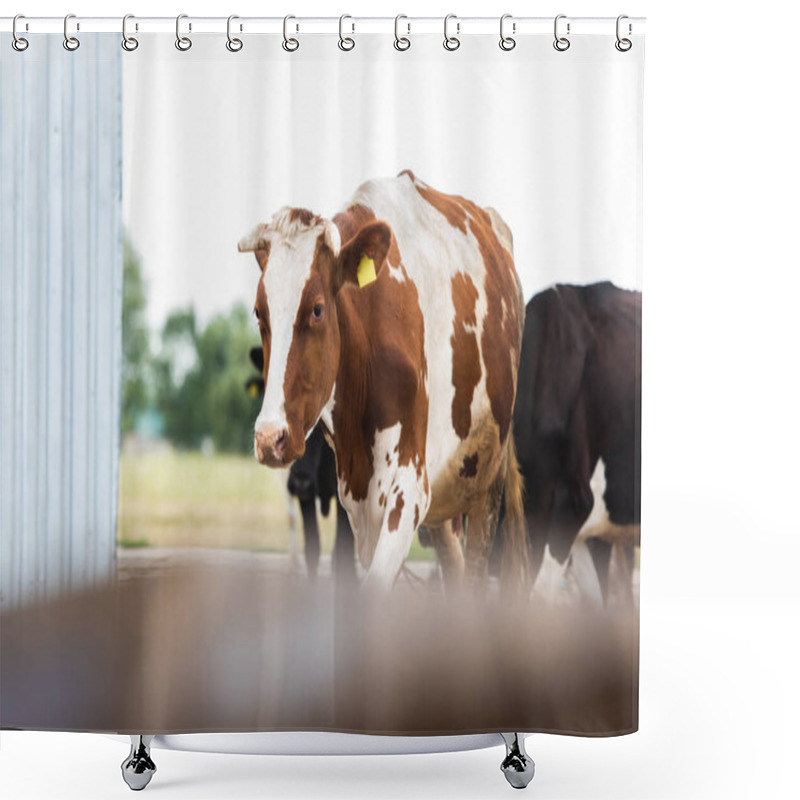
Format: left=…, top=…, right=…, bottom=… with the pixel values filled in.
left=249, top=346, right=264, bottom=373
left=336, top=221, right=392, bottom=291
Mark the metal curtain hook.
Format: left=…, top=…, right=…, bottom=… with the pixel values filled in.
left=338, top=14, right=355, bottom=51
left=283, top=15, right=299, bottom=51
left=500, top=14, right=516, bottom=51
left=175, top=14, right=192, bottom=51
left=63, top=13, right=80, bottom=51
left=12, top=14, right=29, bottom=51
left=443, top=14, right=460, bottom=51
left=615, top=14, right=632, bottom=51
left=553, top=14, right=570, bottom=51
left=394, top=14, right=410, bottom=51
left=122, top=14, right=138, bottom=52
left=227, top=15, right=243, bottom=52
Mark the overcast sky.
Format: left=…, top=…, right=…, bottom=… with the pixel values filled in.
left=123, top=33, right=642, bottom=330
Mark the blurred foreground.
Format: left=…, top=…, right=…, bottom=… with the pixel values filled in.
left=1, top=555, right=637, bottom=736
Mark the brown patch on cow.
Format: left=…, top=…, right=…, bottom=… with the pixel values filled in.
left=459, top=452, right=479, bottom=478
left=379, top=492, right=386, bottom=507
left=388, top=492, right=405, bottom=532
left=469, top=210, right=521, bottom=443
left=255, top=275, right=271, bottom=380
left=253, top=239, right=271, bottom=271
left=289, top=208, right=322, bottom=227
left=330, top=204, right=429, bottom=502
left=415, top=178, right=522, bottom=442
left=413, top=505, right=419, bottom=529
left=385, top=452, right=391, bottom=465
left=414, top=183, right=468, bottom=234
left=450, top=273, right=481, bottom=439
left=332, top=203, right=376, bottom=242
left=417, top=185, right=521, bottom=443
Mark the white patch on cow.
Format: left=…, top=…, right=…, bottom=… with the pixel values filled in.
left=386, top=263, right=406, bottom=283
left=319, top=386, right=336, bottom=437
left=252, top=210, right=325, bottom=434
left=340, top=421, right=430, bottom=593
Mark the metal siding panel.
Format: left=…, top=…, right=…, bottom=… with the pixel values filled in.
left=68, top=40, right=91, bottom=592
left=0, top=35, right=122, bottom=609
left=44, top=39, right=66, bottom=601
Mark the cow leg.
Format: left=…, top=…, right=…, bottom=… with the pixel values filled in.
left=300, top=497, right=321, bottom=580
left=427, top=520, right=465, bottom=591
left=586, top=537, right=613, bottom=603
left=282, top=473, right=301, bottom=572
left=332, top=501, right=357, bottom=585
left=465, top=472, right=505, bottom=590
left=359, top=467, right=427, bottom=594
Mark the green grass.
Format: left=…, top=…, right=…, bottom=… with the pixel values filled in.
left=118, top=537, right=151, bottom=549
left=117, top=449, right=433, bottom=561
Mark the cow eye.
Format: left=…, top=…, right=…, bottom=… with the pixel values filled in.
left=312, top=303, right=324, bottom=321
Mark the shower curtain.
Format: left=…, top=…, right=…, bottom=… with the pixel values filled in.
left=1, top=21, right=643, bottom=741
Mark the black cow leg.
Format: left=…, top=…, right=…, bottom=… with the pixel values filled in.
left=623, top=543, right=635, bottom=572
left=586, top=538, right=613, bottom=604
left=526, top=516, right=547, bottom=588
left=300, top=499, right=321, bottom=580
left=332, top=502, right=357, bottom=585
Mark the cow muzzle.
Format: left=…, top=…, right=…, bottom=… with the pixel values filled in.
left=254, top=425, right=290, bottom=467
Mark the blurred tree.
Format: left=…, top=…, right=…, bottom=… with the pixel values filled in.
left=121, top=234, right=151, bottom=435
left=154, top=304, right=261, bottom=453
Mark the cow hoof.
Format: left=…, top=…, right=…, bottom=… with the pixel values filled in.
left=500, top=733, right=535, bottom=789
left=121, top=736, right=156, bottom=791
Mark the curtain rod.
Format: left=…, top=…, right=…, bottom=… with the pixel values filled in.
left=1, top=16, right=646, bottom=37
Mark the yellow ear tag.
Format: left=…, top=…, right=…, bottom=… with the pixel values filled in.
left=357, top=255, right=377, bottom=288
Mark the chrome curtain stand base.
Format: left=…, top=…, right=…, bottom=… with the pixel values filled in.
left=118, top=732, right=534, bottom=790
left=121, top=735, right=156, bottom=791
left=500, top=733, right=535, bottom=789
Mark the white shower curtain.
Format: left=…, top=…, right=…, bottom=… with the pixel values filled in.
left=2, top=23, right=643, bottom=741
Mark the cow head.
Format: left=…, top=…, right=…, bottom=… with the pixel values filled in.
left=239, top=207, right=392, bottom=467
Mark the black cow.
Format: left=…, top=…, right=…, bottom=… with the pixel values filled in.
left=248, top=347, right=356, bottom=583
left=492, top=282, right=641, bottom=601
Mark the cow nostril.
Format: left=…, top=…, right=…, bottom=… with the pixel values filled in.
left=276, top=430, right=286, bottom=445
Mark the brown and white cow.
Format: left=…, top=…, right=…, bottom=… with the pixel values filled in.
left=238, top=170, right=528, bottom=593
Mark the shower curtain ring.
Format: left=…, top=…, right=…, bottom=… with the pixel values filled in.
left=553, top=14, right=570, bottom=52
left=175, top=14, right=192, bottom=51
left=283, top=15, right=299, bottom=51
left=63, top=14, right=80, bottom=51
left=226, top=15, right=243, bottom=52
left=615, top=15, right=632, bottom=51
left=122, top=14, right=139, bottom=51
left=443, top=14, right=460, bottom=51
left=12, top=15, right=29, bottom=51
left=394, top=15, right=410, bottom=51
left=499, top=14, right=516, bottom=51
left=338, top=15, right=355, bottom=51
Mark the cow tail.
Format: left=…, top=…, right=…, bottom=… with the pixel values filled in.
left=500, top=426, right=530, bottom=597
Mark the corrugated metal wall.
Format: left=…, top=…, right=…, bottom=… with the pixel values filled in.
left=1, top=35, right=122, bottom=610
